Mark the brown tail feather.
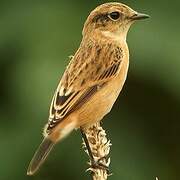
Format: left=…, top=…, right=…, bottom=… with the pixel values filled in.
left=27, top=138, right=55, bottom=176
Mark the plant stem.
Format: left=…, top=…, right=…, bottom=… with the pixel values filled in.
left=82, top=122, right=111, bottom=180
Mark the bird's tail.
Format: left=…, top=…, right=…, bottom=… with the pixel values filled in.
left=27, top=137, right=55, bottom=176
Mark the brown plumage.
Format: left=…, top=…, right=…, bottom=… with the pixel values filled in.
left=27, top=2, right=149, bottom=175
left=47, top=42, right=122, bottom=132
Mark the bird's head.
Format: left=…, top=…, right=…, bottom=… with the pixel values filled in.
left=83, top=2, right=149, bottom=41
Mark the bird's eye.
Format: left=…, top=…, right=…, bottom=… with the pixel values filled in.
left=108, top=12, right=121, bottom=21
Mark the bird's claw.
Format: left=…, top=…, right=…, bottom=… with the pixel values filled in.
left=90, top=157, right=111, bottom=174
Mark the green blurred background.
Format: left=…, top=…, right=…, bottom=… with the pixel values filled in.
left=0, top=0, right=179, bottom=180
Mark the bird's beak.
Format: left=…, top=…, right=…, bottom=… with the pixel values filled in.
left=130, top=13, right=150, bottom=20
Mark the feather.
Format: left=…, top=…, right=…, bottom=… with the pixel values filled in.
left=27, top=138, right=54, bottom=175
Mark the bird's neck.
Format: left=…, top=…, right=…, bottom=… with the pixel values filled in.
left=101, top=30, right=127, bottom=43
left=83, top=29, right=128, bottom=47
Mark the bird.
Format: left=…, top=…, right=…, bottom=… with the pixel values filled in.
left=27, top=2, right=149, bottom=175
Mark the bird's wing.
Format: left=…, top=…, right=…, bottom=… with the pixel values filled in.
left=46, top=43, right=123, bottom=133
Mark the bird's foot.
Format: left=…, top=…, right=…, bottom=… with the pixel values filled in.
left=90, top=157, right=111, bottom=174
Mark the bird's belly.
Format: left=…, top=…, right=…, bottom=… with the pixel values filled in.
left=77, top=81, right=122, bottom=127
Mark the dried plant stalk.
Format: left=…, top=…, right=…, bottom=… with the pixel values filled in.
left=82, top=122, right=111, bottom=180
